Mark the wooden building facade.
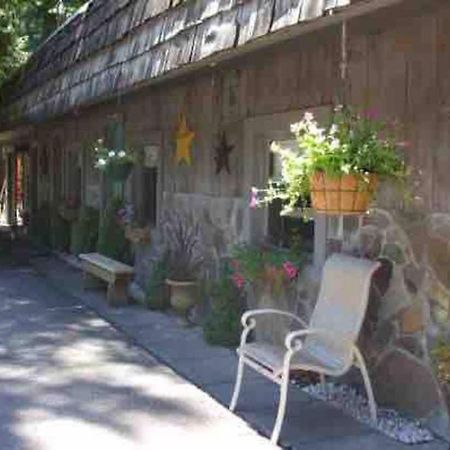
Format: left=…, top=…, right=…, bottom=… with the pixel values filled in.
left=0, top=0, right=449, bottom=439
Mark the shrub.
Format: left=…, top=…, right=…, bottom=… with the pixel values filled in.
left=145, top=259, right=170, bottom=310
left=29, top=202, right=52, bottom=248
left=96, top=197, right=130, bottom=263
left=203, top=276, right=244, bottom=348
left=50, top=207, right=71, bottom=252
left=70, top=206, right=99, bottom=255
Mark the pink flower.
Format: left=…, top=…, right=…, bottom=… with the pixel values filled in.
left=249, top=187, right=258, bottom=209
left=283, top=261, right=298, bottom=280
left=364, top=108, right=380, bottom=120
left=231, top=272, right=246, bottom=290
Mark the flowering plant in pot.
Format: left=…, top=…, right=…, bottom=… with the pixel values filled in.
left=251, top=108, right=406, bottom=216
left=116, top=203, right=151, bottom=244
left=161, top=212, right=204, bottom=323
left=229, top=244, right=300, bottom=294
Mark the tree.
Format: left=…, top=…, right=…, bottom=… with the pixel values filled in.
left=0, top=0, right=85, bottom=87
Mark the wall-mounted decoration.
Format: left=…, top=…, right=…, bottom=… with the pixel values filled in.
left=214, top=132, right=234, bottom=174
left=175, top=114, right=195, bottom=166
left=144, top=145, right=159, bottom=168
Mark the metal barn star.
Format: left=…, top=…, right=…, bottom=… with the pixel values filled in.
left=175, top=114, right=195, bottom=165
left=214, top=132, right=234, bottom=174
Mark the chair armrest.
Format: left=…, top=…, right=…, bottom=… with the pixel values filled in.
left=284, top=328, right=353, bottom=352
left=241, top=308, right=308, bottom=329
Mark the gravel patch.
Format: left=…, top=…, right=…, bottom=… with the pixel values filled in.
left=302, top=382, right=434, bottom=445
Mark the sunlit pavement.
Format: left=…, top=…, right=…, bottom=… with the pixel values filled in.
left=0, top=267, right=275, bottom=450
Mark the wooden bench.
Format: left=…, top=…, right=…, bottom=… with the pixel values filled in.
left=79, top=253, right=134, bottom=306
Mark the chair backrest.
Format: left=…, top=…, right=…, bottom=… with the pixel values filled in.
left=304, top=253, right=380, bottom=372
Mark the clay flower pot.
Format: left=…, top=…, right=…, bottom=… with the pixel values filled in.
left=310, top=171, right=379, bottom=215
left=166, top=279, right=198, bottom=325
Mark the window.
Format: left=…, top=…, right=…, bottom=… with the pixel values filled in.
left=267, top=140, right=314, bottom=252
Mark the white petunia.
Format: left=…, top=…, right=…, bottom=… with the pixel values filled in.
left=118, top=151, right=126, bottom=158
left=108, top=151, right=115, bottom=157
left=98, top=158, right=106, bottom=166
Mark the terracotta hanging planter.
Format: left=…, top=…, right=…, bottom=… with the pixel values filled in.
left=310, top=171, right=379, bottom=215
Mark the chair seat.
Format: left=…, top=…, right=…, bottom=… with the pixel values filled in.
left=239, top=341, right=344, bottom=377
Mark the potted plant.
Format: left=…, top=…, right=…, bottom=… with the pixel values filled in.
left=161, top=212, right=204, bottom=323
left=251, top=108, right=406, bottom=216
left=229, top=244, right=300, bottom=294
left=116, top=203, right=151, bottom=245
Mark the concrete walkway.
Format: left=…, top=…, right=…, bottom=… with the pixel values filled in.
left=0, top=265, right=274, bottom=450
left=25, top=256, right=449, bottom=450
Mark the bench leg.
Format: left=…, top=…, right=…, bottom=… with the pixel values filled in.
left=107, top=279, right=129, bottom=307
left=83, top=271, right=104, bottom=290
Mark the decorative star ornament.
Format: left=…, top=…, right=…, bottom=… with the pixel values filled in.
left=214, top=132, right=234, bottom=174
left=175, top=114, right=195, bottom=165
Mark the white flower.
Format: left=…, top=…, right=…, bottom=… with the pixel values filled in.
left=98, top=158, right=106, bottom=166
left=108, top=151, right=115, bottom=157
left=118, top=151, right=126, bottom=158
left=304, top=112, right=314, bottom=122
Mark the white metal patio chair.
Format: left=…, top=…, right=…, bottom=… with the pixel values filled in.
left=229, top=253, right=381, bottom=445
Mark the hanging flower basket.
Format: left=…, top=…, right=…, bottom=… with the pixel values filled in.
left=250, top=109, right=406, bottom=218
left=310, top=172, right=379, bottom=215
left=105, top=161, right=133, bottom=181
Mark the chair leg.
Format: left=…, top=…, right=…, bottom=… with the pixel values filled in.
left=354, top=347, right=377, bottom=423
left=229, top=354, right=245, bottom=412
left=271, top=369, right=290, bottom=444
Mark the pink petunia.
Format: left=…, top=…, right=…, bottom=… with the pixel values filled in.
left=231, top=272, right=246, bottom=290
left=283, top=261, right=298, bottom=280
left=249, top=187, right=258, bottom=209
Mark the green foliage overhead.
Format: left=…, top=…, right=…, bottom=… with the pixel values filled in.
left=0, top=0, right=85, bottom=87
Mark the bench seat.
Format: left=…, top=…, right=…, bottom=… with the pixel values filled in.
left=79, top=252, right=134, bottom=306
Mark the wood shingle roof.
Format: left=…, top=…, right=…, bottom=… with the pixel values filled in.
left=1, top=0, right=350, bottom=124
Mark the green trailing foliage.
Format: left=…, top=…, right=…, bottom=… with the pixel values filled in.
left=96, top=197, right=130, bottom=263
left=203, top=274, right=244, bottom=348
left=70, top=206, right=99, bottom=255
left=0, top=0, right=85, bottom=89
left=145, top=260, right=170, bottom=310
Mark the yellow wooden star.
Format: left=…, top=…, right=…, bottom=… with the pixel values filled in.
left=175, top=114, right=195, bottom=165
